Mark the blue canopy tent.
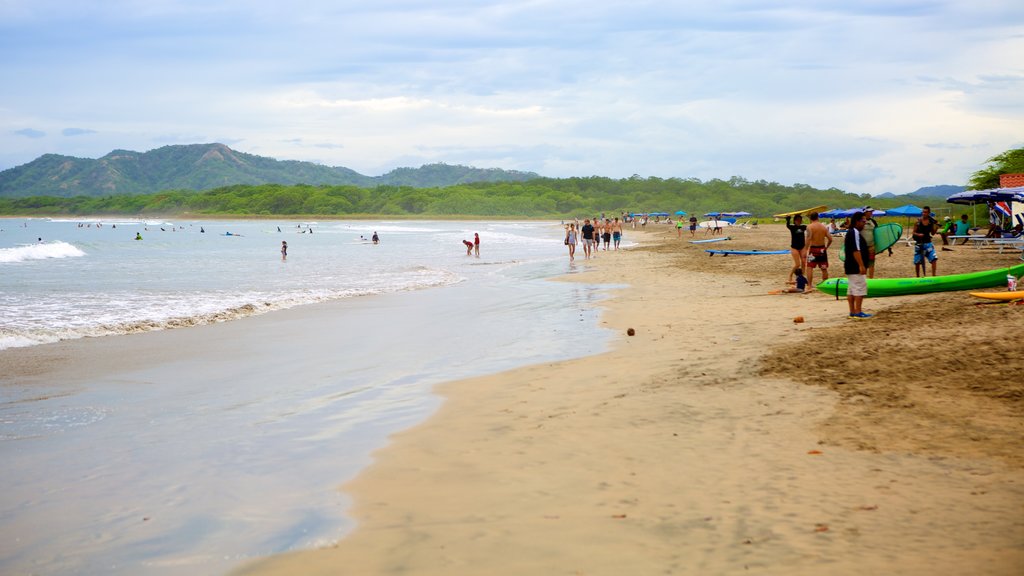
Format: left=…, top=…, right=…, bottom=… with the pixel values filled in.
left=721, top=211, right=752, bottom=218
left=885, top=204, right=923, bottom=217
left=704, top=212, right=722, bottom=217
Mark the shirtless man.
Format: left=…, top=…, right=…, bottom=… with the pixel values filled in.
left=804, top=211, right=832, bottom=286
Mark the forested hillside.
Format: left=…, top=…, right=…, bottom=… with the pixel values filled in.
left=0, top=143, right=540, bottom=197
left=0, top=176, right=943, bottom=218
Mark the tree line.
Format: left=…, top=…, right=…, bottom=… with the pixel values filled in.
left=0, top=176, right=891, bottom=218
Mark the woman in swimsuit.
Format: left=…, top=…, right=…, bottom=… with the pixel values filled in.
left=786, top=215, right=807, bottom=283
left=565, top=224, right=578, bottom=261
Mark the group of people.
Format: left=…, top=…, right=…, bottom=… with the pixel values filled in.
left=782, top=205, right=958, bottom=318
left=563, top=217, right=623, bottom=261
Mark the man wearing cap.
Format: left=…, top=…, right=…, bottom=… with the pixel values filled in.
left=938, top=215, right=954, bottom=248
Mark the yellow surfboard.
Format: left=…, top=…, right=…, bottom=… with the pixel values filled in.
left=773, top=205, right=828, bottom=218
left=969, top=290, right=1024, bottom=301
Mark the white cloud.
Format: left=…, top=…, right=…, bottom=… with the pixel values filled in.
left=0, top=0, right=1022, bottom=193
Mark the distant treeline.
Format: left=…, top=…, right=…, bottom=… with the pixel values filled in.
left=0, top=176, right=915, bottom=218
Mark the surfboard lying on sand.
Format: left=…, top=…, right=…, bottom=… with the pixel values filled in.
left=817, top=263, right=1024, bottom=298
left=689, top=237, right=731, bottom=244
left=839, top=223, right=903, bottom=261
left=969, top=290, right=1024, bottom=301
left=706, top=249, right=789, bottom=256
left=773, top=205, right=827, bottom=218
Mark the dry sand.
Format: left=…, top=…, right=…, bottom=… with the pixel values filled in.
left=235, top=224, right=1024, bottom=575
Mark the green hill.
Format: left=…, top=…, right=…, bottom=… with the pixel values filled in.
left=0, top=143, right=540, bottom=198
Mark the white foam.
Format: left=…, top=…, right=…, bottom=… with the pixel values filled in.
left=0, top=267, right=462, bottom=350
left=0, top=241, right=86, bottom=264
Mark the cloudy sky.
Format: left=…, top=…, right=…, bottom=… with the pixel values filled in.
left=2, top=1, right=1022, bottom=195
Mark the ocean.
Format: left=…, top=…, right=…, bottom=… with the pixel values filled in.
left=0, top=217, right=619, bottom=575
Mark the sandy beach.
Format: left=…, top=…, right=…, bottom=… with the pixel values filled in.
left=232, top=223, right=1023, bottom=575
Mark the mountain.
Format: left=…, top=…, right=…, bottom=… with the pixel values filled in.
left=0, top=143, right=540, bottom=198
left=908, top=184, right=965, bottom=197
left=876, top=184, right=965, bottom=200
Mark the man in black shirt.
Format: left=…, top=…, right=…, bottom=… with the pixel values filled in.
left=912, top=206, right=938, bottom=277
left=786, top=214, right=807, bottom=284
left=581, top=219, right=595, bottom=259
left=843, top=211, right=871, bottom=318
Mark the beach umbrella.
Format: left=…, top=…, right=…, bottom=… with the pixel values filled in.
left=675, top=210, right=687, bottom=216
left=721, top=211, right=752, bottom=218
left=704, top=212, right=722, bottom=217
left=946, top=187, right=1023, bottom=205
left=885, top=204, right=923, bottom=217
left=947, top=186, right=1023, bottom=230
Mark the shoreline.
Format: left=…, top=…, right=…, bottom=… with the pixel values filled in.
left=234, top=226, right=1023, bottom=575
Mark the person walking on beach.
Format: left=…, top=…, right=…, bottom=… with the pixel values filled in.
left=612, top=217, right=622, bottom=249
left=565, top=224, right=578, bottom=261
left=473, top=233, right=480, bottom=256
left=689, top=215, right=698, bottom=237
left=804, top=211, right=831, bottom=287
left=844, top=211, right=871, bottom=318
left=912, top=206, right=939, bottom=277
left=281, top=241, right=287, bottom=260
left=785, top=214, right=807, bottom=283
left=602, top=219, right=612, bottom=250
left=581, top=219, right=595, bottom=259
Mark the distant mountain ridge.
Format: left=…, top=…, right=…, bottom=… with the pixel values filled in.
left=876, top=184, right=966, bottom=199
left=0, top=143, right=541, bottom=198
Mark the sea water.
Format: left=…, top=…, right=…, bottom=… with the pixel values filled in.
left=0, top=218, right=619, bottom=575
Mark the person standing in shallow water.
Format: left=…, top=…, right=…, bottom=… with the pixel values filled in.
left=564, top=224, right=578, bottom=262
left=281, top=241, right=287, bottom=260
left=473, top=233, right=480, bottom=256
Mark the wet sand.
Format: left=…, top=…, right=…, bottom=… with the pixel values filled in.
left=235, top=224, right=1024, bottom=575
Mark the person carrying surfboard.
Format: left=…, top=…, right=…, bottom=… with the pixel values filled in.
left=785, top=214, right=807, bottom=284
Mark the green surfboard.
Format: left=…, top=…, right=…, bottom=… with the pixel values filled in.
left=839, top=223, right=903, bottom=261
left=816, top=263, right=1024, bottom=298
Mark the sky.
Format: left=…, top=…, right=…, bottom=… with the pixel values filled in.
left=1, top=0, right=1023, bottom=195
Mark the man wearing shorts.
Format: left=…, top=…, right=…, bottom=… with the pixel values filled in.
left=581, top=219, right=595, bottom=259
left=804, top=211, right=832, bottom=286
left=844, top=211, right=871, bottom=318
left=612, top=217, right=622, bottom=249
left=689, top=216, right=698, bottom=236
left=912, top=206, right=938, bottom=277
